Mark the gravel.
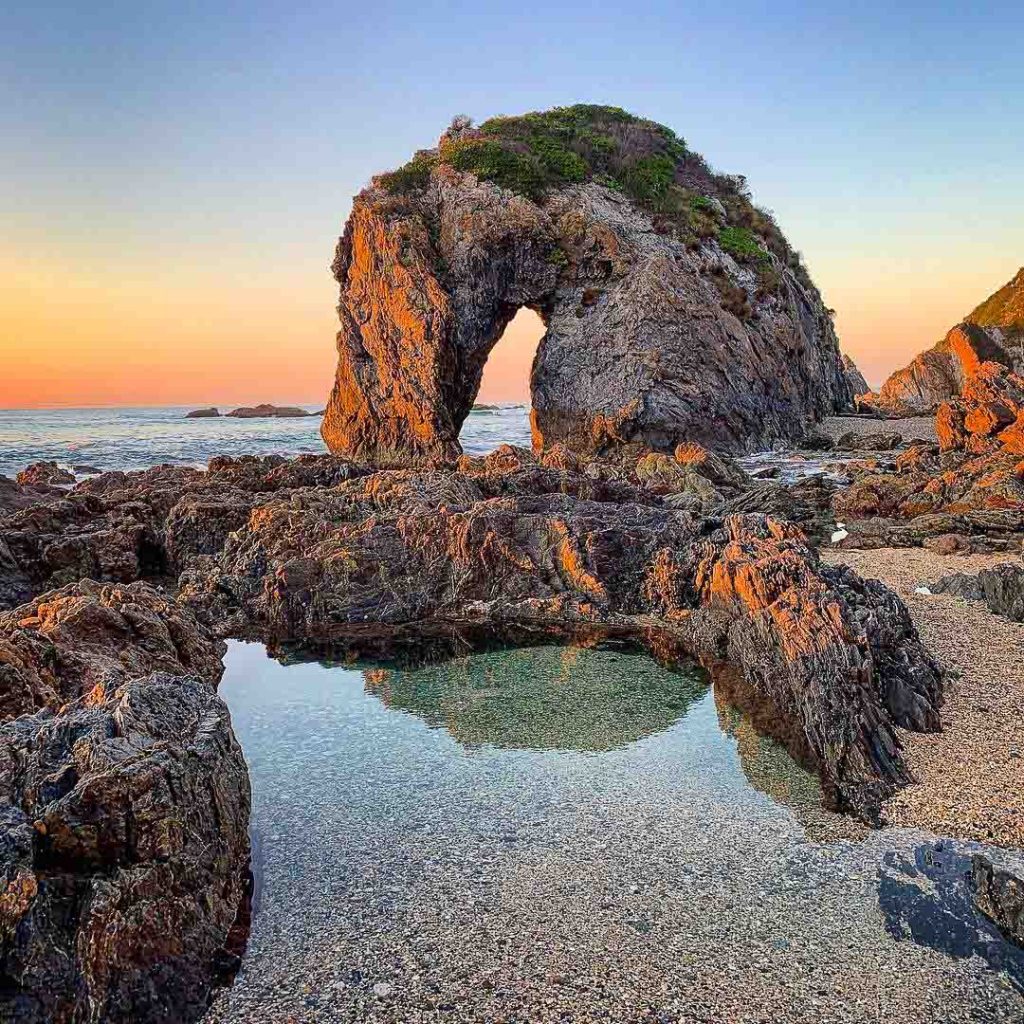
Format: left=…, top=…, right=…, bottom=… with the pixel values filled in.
left=819, top=415, right=938, bottom=443
left=201, top=640, right=1024, bottom=1023
left=825, top=547, right=1024, bottom=847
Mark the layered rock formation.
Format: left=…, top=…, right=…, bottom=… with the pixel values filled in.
left=0, top=431, right=954, bottom=1022
left=0, top=583, right=250, bottom=1024
left=0, top=580, right=225, bottom=719
left=860, top=269, right=1024, bottom=417
left=833, top=443, right=1024, bottom=552
left=176, top=451, right=941, bottom=818
left=830, top=361, right=1024, bottom=552
left=322, top=106, right=850, bottom=464
left=859, top=322, right=1008, bottom=417
left=936, top=361, right=1024, bottom=454
left=0, top=446, right=944, bottom=820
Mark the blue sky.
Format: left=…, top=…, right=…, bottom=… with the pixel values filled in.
left=3, top=1, right=1022, bottom=403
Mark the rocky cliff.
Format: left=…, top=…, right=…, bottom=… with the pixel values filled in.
left=321, top=106, right=850, bottom=464
left=860, top=268, right=1024, bottom=416
left=842, top=353, right=870, bottom=401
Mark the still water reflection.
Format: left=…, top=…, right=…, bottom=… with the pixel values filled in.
left=205, top=640, right=1023, bottom=1024
left=360, top=644, right=707, bottom=752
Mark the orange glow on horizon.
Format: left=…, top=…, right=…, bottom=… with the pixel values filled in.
left=476, top=309, right=545, bottom=404
left=2, top=249, right=1015, bottom=408
left=0, top=254, right=338, bottom=409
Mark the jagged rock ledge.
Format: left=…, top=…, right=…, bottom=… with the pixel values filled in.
left=0, top=582, right=250, bottom=1024
left=0, top=447, right=943, bottom=820
left=0, top=445, right=952, bottom=1018
left=155, top=446, right=941, bottom=819
left=833, top=362, right=1024, bottom=554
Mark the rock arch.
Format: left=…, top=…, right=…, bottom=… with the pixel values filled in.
left=322, top=110, right=851, bottom=465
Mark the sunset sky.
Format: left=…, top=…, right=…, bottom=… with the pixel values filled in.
left=3, top=2, right=1022, bottom=408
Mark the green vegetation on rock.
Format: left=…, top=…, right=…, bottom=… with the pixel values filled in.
left=375, top=150, right=438, bottom=193
left=373, top=103, right=811, bottom=287
left=441, top=136, right=547, bottom=200
left=718, top=225, right=769, bottom=264
left=968, top=267, right=1024, bottom=336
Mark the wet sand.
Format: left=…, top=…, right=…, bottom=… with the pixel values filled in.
left=820, top=415, right=937, bottom=443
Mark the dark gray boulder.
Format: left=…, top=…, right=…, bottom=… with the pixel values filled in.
left=0, top=675, right=251, bottom=1024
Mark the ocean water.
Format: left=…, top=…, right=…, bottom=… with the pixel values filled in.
left=0, top=404, right=532, bottom=479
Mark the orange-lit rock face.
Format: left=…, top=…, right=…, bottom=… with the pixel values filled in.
left=937, top=361, right=1024, bottom=453
left=172, top=454, right=942, bottom=818
left=833, top=360, right=1024, bottom=537
left=322, top=161, right=849, bottom=465
left=0, top=580, right=225, bottom=719
left=860, top=322, right=1011, bottom=417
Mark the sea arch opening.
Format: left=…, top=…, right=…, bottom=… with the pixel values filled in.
left=459, top=307, right=546, bottom=454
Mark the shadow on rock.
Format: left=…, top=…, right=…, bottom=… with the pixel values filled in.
left=878, top=841, right=1024, bottom=993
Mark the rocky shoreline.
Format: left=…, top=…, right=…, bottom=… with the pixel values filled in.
left=2, top=423, right=1023, bottom=1018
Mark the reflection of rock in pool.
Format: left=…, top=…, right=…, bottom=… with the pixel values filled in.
left=712, top=685, right=867, bottom=840
left=362, top=644, right=707, bottom=752
left=714, top=686, right=824, bottom=812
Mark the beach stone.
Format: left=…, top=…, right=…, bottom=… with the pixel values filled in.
left=834, top=431, right=903, bottom=452
left=976, top=562, right=1024, bottom=622
left=931, top=573, right=984, bottom=601
left=673, top=441, right=750, bottom=491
